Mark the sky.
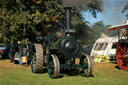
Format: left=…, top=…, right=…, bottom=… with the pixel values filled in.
left=82, top=0, right=128, bottom=25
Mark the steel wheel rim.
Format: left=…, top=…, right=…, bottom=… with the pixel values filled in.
left=80, top=54, right=93, bottom=76
left=47, top=54, right=60, bottom=78
left=30, top=44, right=44, bottom=73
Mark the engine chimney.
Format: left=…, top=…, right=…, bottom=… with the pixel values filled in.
left=64, top=7, right=72, bottom=31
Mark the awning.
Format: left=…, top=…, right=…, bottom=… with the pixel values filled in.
left=108, top=24, right=128, bottom=31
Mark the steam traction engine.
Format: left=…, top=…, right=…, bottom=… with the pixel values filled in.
left=30, top=7, right=93, bottom=78
left=108, top=20, right=128, bottom=71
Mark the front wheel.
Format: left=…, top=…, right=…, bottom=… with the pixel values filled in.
left=47, top=54, right=60, bottom=78
left=80, top=54, right=93, bottom=76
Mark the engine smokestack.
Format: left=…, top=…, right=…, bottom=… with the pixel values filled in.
left=64, top=7, right=72, bottom=31
left=62, top=0, right=73, bottom=31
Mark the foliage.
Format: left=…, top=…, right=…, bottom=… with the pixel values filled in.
left=88, top=21, right=118, bottom=45
left=62, top=0, right=103, bottom=18
left=0, top=0, right=64, bottom=44
left=122, top=2, right=128, bottom=17
left=0, top=0, right=103, bottom=44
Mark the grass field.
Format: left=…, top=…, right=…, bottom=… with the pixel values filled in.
left=0, top=60, right=128, bottom=85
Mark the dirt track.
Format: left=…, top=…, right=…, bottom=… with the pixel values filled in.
left=0, top=59, right=31, bottom=71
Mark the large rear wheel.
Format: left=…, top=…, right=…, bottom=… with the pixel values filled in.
left=31, top=44, right=44, bottom=73
left=116, top=42, right=128, bottom=71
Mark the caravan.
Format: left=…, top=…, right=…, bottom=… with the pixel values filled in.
left=90, top=37, right=118, bottom=60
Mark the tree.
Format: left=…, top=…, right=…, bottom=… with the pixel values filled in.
left=89, top=21, right=117, bottom=45
left=0, top=0, right=103, bottom=44
left=69, top=0, right=103, bottom=45
left=122, top=2, right=128, bottom=17
left=0, top=0, right=64, bottom=44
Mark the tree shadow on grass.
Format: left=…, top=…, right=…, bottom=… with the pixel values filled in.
left=31, top=68, right=94, bottom=79
left=60, top=69, right=94, bottom=78
left=55, top=69, right=80, bottom=78
left=33, top=68, right=48, bottom=74
left=61, top=69, right=79, bottom=76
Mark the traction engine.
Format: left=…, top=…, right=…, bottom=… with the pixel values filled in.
left=108, top=20, right=128, bottom=71
left=30, top=6, right=93, bottom=78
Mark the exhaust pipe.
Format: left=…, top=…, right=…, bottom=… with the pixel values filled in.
left=64, top=7, right=72, bottom=32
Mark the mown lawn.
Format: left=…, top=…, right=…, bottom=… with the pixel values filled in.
left=0, top=60, right=128, bottom=85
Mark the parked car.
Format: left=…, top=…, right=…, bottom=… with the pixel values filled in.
left=90, top=37, right=118, bottom=61
left=0, top=44, right=10, bottom=59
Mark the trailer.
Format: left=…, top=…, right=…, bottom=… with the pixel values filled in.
left=91, top=37, right=118, bottom=60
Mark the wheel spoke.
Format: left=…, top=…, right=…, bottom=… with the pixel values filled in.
left=116, top=42, right=128, bottom=71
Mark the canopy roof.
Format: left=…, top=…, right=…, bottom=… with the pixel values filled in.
left=108, top=24, right=128, bottom=31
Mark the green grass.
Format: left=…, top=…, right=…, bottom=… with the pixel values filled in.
left=0, top=60, right=128, bottom=85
